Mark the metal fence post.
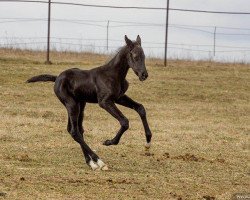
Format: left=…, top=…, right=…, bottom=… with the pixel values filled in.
left=164, top=0, right=170, bottom=66
left=213, top=26, right=217, bottom=57
left=45, top=0, right=52, bottom=64
left=106, top=20, right=110, bottom=51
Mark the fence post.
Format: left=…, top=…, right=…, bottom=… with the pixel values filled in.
left=45, top=0, right=52, bottom=64
left=213, top=26, right=217, bottom=57
left=164, top=0, right=170, bottom=66
left=106, top=20, right=110, bottom=51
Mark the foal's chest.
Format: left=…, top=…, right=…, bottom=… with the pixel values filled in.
left=117, top=80, right=129, bottom=98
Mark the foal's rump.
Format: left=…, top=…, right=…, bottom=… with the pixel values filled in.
left=26, top=74, right=57, bottom=83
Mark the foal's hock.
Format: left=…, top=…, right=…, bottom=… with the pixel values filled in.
left=27, top=35, right=152, bottom=170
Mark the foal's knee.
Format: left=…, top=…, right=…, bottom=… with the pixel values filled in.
left=120, top=117, right=129, bottom=131
left=136, top=104, right=146, bottom=117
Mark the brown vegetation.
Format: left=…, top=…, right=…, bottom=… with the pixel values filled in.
left=0, top=48, right=249, bottom=199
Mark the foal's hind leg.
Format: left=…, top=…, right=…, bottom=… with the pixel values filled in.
left=116, top=95, right=152, bottom=148
left=78, top=102, right=86, bottom=136
left=68, top=102, right=85, bottom=136
left=65, top=99, right=107, bottom=170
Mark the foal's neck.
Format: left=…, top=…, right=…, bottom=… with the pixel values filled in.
left=108, top=46, right=129, bottom=80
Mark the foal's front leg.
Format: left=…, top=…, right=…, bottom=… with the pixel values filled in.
left=116, top=95, right=152, bottom=148
left=99, top=99, right=129, bottom=146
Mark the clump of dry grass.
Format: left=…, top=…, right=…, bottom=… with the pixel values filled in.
left=0, top=48, right=249, bottom=200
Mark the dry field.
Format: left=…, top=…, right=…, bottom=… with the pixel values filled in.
left=0, top=49, right=249, bottom=200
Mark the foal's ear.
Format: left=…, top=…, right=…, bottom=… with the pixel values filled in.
left=136, top=35, right=141, bottom=46
left=125, top=35, right=133, bottom=48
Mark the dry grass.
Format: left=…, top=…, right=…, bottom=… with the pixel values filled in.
left=0, top=49, right=249, bottom=200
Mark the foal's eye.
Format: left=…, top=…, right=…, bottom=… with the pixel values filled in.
left=134, top=56, right=139, bottom=61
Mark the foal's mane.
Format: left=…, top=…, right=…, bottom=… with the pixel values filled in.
left=105, top=45, right=129, bottom=65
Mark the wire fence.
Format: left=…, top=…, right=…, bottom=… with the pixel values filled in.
left=1, top=0, right=250, bottom=14
left=0, top=0, right=250, bottom=64
left=2, top=35, right=250, bottom=51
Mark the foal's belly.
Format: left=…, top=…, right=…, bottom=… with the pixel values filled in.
left=75, top=85, right=126, bottom=104
left=75, top=86, right=99, bottom=103
left=79, top=93, right=98, bottom=103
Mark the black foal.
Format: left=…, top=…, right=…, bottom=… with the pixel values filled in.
left=27, top=35, right=152, bottom=170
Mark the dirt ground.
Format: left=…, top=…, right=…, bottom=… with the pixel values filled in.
left=0, top=49, right=249, bottom=199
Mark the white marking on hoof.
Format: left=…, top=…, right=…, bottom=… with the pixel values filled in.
left=145, top=142, right=151, bottom=149
left=89, top=160, right=99, bottom=170
left=97, top=159, right=105, bottom=168
left=97, top=159, right=108, bottom=170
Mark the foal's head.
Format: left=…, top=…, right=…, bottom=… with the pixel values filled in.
left=125, top=35, right=148, bottom=81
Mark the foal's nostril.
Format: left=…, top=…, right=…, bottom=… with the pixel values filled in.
left=142, top=72, right=148, bottom=79
left=139, top=71, right=148, bottom=81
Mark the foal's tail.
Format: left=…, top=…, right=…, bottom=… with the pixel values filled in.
left=26, top=74, right=57, bottom=83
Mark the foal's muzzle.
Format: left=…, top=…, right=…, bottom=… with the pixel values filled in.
left=139, top=71, right=148, bottom=81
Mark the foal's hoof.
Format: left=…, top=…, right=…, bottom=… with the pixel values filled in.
left=145, top=142, right=151, bottom=150
left=103, top=139, right=114, bottom=146
left=97, top=159, right=109, bottom=171
left=101, top=165, right=109, bottom=171
left=89, top=159, right=109, bottom=171
left=89, top=160, right=99, bottom=170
